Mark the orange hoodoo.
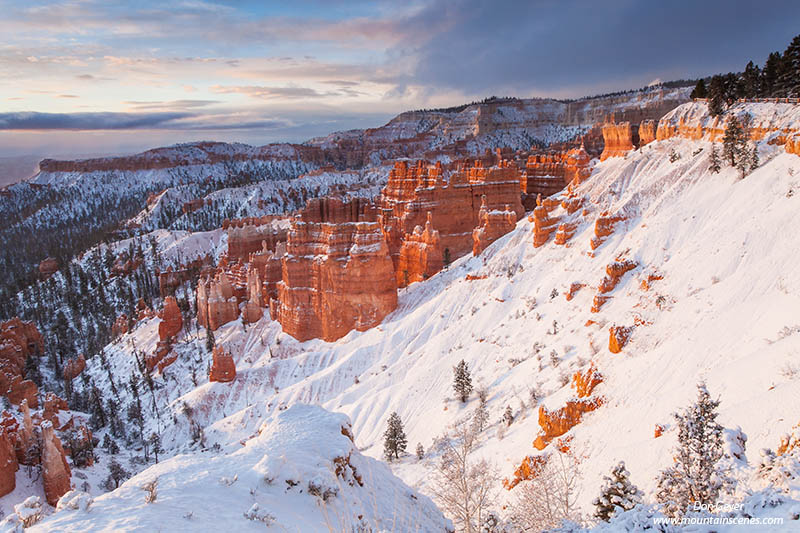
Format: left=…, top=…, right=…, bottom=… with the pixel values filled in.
left=209, top=346, right=236, bottom=383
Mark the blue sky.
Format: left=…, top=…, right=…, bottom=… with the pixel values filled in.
left=1, top=0, right=799, bottom=157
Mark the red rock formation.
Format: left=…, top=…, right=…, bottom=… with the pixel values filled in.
left=14, top=401, right=35, bottom=465
left=640, top=271, right=664, bottom=291
left=396, top=212, right=443, bottom=287
left=158, top=258, right=213, bottom=297
left=299, top=196, right=376, bottom=223
left=590, top=212, right=625, bottom=250
left=0, top=428, right=18, bottom=497
left=503, top=454, right=547, bottom=490
left=472, top=197, right=516, bottom=256
left=111, top=314, right=129, bottom=338
left=638, top=120, right=656, bottom=146
left=553, top=222, right=577, bottom=246
left=181, top=198, right=209, bottom=214
left=600, top=119, right=636, bottom=161
left=531, top=194, right=560, bottom=248
left=247, top=241, right=285, bottom=303
left=157, top=296, right=183, bottom=341
left=572, top=364, right=603, bottom=398
left=38, top=257, right=58, bottom=279
left=209, top=346, right=236, bottom=383
left=565, top=282, right=583, bottom=301
left=197, top=272, right=239, bottom=331
left=533, top=398, right=603, bottom=450
left=521, top=146, right=592, bottom=208
left=272, top=218, right=398, bottom=342
left=137, top=298, right=155, bottom=321
left=598, top=260, right=637, bottom=294
left=379, top=159, right=523, bottom=276
left=654, top=424, right=665, bottom=438
left=787, top=136, right=800, bottom=157
left=40, top=421, right=72, bottom=506
left=609, top=325, right=633, bottom=353
left=0, top=319, right=43, bottom=407
left=111, top=253, right=143, bottom=277
left=62, top=354, right=85, bottom=382
left=227, top=219, right=288, bottom=261
left=242, top=268, right=264, bottom=324
left=42, top=393, right=69, bottom=430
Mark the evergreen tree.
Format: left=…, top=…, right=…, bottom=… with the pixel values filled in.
left=416, top=442, right=425, bottom=461
left=742, top=61, right=762, bottom=98
left=503, top=405, right=514, bottom=427
left=709, top=144, right=722, bottom=174
left=749, top=144, right=760, bottom=171
left=708, top=75, right=726, bottom=117
left=593, top=461, right=643, bottom=521
left=655, top=383, right=733, bottom=517
left=205, top=327, right=215, bottom=353
left=102, top=434, right=120, bottom=455
left=453, top=360, right=473, bottom=403
left=383, top=412, right=407, bottom=461
left=472, top=396, right=489, bottom=433
left=763, top=51, right=782, bottom=96
left=722, top=115, right=743, bottom=166
left=107, top=457, right=130, bottom=489
left=690, top=79, right=707, bottom=99
left=149, top=433, right=162, bottom=463
left=779, top=34, right=800, bottom=97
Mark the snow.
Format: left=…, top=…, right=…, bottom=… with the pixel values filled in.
left=19, top=100, right=800, bottom=530
left=29, top=405, right=450, bottom=532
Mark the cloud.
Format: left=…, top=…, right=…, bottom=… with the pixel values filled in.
left=211, top=85, right=331, bottom=100
left=0, top=111, right=192, bottom=130
left=123, top=99, right=221, bottom=110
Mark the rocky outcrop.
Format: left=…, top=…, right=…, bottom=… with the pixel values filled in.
left=572, top=364, right=603, bottom=398
left=521, top=146, right=592, bottom=208
left=379, top=160, right=523, bottom=276
left=271, top=218, right=398, bottom=342
left=226, top=218, right=287, bottom=262
left=396, top=213, right=443, bottom=287
left=247, top=241, right=285, bottom=303
left=786, top=135, right=800, bottom=156
left=111, top=314, right=129, bottom=338
left=40, top=421, right=72, bottom=506
left=531, top=194, right=560, bottom=248
left=197, top=273, right=239, bottom=331
left=38, top=257, right=58, bottom=279
left=0, top=427, right=18, bottom=497
left=0, top=318, right=43, bottom=407
left=597, top=260, right=637, bottom=295
left=609, top=325, right=633, bottom=353
left=472, top=197, right=516, bottom=256
left=209, top=346, right=236, bottom=383
left=638, top=120, right=656, bottom=146
left=157, top=296, right=183, bottom=341
left=590, top=212, right=625, bottom=250
left=600, top=119, right=636, bottom=161
left=62, top=354, right=85, bottom=382
left=242, top=268, right=264, bottom=324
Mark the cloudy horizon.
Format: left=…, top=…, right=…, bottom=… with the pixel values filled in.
left=1, top=0, right=799, bottom=158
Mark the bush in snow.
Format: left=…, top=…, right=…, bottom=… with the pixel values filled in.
left=141, top=477, right=158, bottom=504
left=243, top=503, right=275, bottom=526
left=55, top=491, right=94, bottom=512
left=416, top=443, right=425, bottom=461
left=3, top=496, right=44, bottom=529
left=592, top=461, right=643, bottom=522
left=655, top=383, right=734, bottom=517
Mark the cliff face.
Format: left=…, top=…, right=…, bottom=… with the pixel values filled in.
left=272, top=219, right=397, bottom=342
left=0, top=318, right=43, bottom=408
left=396, top=213, right=443, bottom=287
left=197, top=273, right=239, bottom=331
left=521, top=146, right=592, bottom=208
left=379, top=159, right=523, bottom=277
left=225, top=217, right=287, bottom=262
left=472, top=197, right=517, bottom=256
left=600, top=120, right=636, bottom=161
left=638, top=119, right=657, bottom=146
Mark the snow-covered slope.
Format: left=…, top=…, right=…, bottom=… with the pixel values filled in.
left=26, top=405, right=451, bottom=532
left=22, top=102, right=800, bottom=530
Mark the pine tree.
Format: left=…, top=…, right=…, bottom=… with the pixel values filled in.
left=593, top=461, right=643, bottom=521
left=779, top=34, right=800, bottom=97
left=690, top=79, right=707, bottom=99
left=107, top=457, right=129, bottom=489
left=742, top=61, right=762, bottom=98
left=383, top=412, right=407, bottom=461
left=503, top=405, right=514, bottom=427
left=749, top=144, right=760, bottom=171
left=709, top=144, right=722, bottom=174
left=453, top=360, right=473, bottom=403
left=722, top=116, right=743, bottom=167
left=205, top=327, right=215, bottom=353
left=416, top=442, right=425, bottom=461
left=763, top=51, right=782, bottom=97
left=473, top=396, right=489, bottom=433
left=655, top=383, right=733, bottom=517
left=149, top=432, right=162, bottom=463
left=708, top=75, right=726, bottom=117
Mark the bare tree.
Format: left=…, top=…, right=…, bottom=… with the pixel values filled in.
left=508, top=448, right=582, bottom=531
left=429, top=419, right=498, bottom=533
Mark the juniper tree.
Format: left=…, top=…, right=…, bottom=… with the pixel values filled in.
left=593, top=461, right=643, bottom=522
left=655, top=383, right=733, bottom=517
left=383, top=412, right=407, bottom=461
left=107, top=457, right=130, bottom=489
left=453, top=360, right=473, bottom=403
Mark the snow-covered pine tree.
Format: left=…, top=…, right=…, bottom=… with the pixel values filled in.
left=709, top=144, right=722, bottom=174
left=383, top=411, right=407, bottom=461
left=473, top=397, right=489, bottom=433
left=503, top=405, right=514, bottom=427
left=416, top=442, right=425, bottom=461
left=708, top=75, right=726, bottom=117
left=593, top=461, right=643, bottom=521
left=749, top=144, right=760, bottom=171
left=453, top=359, right=473, bottom=403
left=205, top=328, right=215, bottom=353
left=655, top=383, right=733, bottom=517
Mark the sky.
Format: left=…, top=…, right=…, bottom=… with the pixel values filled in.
left=1, top=0, right=799, bottom=158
